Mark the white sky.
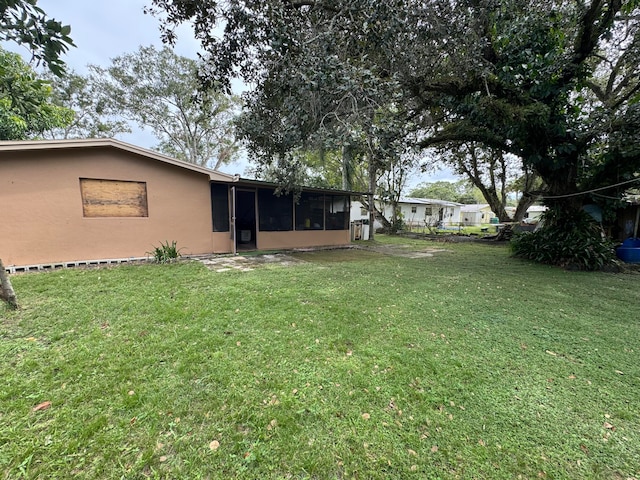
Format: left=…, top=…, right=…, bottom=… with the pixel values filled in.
left=8, top=0, right=457, bottom=187
left=37, top=0, right=199, bottom=74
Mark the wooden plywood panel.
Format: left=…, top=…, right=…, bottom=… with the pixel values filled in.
left=80, top=178, right=148, bottom=217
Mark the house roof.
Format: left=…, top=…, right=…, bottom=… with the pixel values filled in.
left=460, top=204, right=493, bottom=213
left=228, top=177, right=363, bottom=196
left=399, top=197, right=463, bottom=207
left=0, top=138, right=237, bottom=182
left=527, top=205, right=548, bottom=212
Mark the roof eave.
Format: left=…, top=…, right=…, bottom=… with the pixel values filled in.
left=0, top=138, right=237, bottom=182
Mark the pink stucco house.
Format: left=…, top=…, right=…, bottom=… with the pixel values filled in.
left=1, top=139, right=351, bottom=270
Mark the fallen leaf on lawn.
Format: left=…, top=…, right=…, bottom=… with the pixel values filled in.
left=361, top=413, right=370, bottom=420
left=431, top=445, right=439, bottom=453
left=408, top=449, right=417, bottom=456
left=128, top=390, right=135, bottom=396
left=209, top=440, right=220, bottom=450
left=580, top=444, right=589, bottom=454
left=568, top=375, right=576, bottom=379
left=410, top=465, right=418, bottom=471
left=478, top=439, right=486, bottom=446
left=603, top=422, right=615, bottom=430
left=159, top=456, right=167, bottom=462
left=32, top=401, right=51, bottom=412
left=615, top=370, right=624, bottom=375
left=267, top=419, right=278, bottom=430
left=546, top=350, right=557, bottom=356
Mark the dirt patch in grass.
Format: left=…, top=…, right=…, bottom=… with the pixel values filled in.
left=354, top=242, right=450, bottom=258
left=195, top=243, right=451, bottom=271
left=195, top=253, right=303, bottom=272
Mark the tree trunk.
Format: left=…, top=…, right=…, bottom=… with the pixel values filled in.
left=540, top=161, right=582, bottom=220
left=513, top=195, right=538, bottom=222
left=0, top=259, right=18, bottom=309
left=341, top=145, right=352, bottom=191
left=457, top=146, right=513, bottom=222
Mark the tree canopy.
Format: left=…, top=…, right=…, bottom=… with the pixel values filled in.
left=0, top=46, right=73, bottom=140
left=41, top=70, right=130, bottom=139
left=90, top=46, right=241, bottom=170
left=0, top=0, right=75, bottom=76
left=409, top=180, right=480, bottom=204
left=147, top=0, right=640, bottom=192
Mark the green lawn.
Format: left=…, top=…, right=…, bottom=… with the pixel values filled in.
left=1, top=237, right=639, bottom=479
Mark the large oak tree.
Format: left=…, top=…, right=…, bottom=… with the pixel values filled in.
left=146, top=0, right=640, bottom=264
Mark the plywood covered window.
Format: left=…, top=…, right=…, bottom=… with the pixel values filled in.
left=80, top=178, right=148, bottom=217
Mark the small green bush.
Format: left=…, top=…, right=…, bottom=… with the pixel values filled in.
left=510, top=206, right=616, bottom=270
left=148, top=240, right=182, bottom=263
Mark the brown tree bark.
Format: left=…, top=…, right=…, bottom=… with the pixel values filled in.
left=0, top=259, right=18, bottom=309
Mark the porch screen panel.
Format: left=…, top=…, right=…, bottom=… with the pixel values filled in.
left=295, top=192, right=324, bottom=230
left=258, top=188, right=293, bottom=231
left=80, top=178, right=148, bottom=217
left=211, top=183, right=230, bottom=232
left=325, top=195, right=349, bottom=230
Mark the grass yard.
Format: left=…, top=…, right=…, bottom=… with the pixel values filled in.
left=1, top=236, right=639, bottom=479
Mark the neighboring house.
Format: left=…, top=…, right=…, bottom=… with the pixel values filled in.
left=1, top=139, right=352, bottom=270
left=350, top=200, right=371, bottom=223
left=355, top=197, right=462, bottom=230
left=524, top=205, right=547, bottom=221
left=505, top=205, right=548, bottom=222
left=460, top=204, right=495, bottom=226
left=395, top=197, right=462, bottom=229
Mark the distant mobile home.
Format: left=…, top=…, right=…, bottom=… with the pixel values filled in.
left=352, top=197, right=462, bottom=230
left=0, top=139, right=352, bottom=270
left=460, top=204, right=495, bottom=226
